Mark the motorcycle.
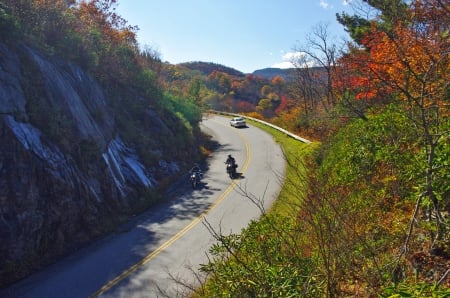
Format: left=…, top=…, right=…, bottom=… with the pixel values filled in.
left=226, top=161, right=237, bottom=179
left=190, top=171, right=202, bottom=189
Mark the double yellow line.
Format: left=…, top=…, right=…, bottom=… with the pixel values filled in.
left=91, top=121, right=251, bottom=297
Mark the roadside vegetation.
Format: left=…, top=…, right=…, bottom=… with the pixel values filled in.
left=193, top=108, right=449, bottom=297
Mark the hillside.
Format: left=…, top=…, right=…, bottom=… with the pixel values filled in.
left=0, top=1, right=204, bottom=286
left=178, top=61, right=245, bottom=77
left=252, top=67, right=296, bottom=80
left=252, top=66, right=329, bottom=82
left=176, top=63, right=302, bottom=81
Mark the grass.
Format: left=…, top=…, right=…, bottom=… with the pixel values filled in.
left=246, top=119, right=319, bottom=216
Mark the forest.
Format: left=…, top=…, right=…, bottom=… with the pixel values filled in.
left=0, top=0, right=448, bottom=297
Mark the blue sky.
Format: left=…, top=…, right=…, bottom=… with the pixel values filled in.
left=116, top=0, right=354, bottom=73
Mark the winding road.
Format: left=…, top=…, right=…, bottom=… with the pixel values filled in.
left=1, top=115, right=285, bottom=298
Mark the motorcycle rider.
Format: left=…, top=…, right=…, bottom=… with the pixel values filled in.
left=225, top=154, right=235, bottom=166
left=190, top=163, right=202, bottom=177
left=225, top=154, right=238, bottom=179
left=225, top=154, right=237, bottom=176
left=189, top=163, right=202, bottom=188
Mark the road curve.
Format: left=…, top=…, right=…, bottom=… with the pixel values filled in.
left=1, top=115, right=285, bottom=298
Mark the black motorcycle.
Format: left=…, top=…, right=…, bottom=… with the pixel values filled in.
left=226, top=161, right=237, bottom=179
left=190, top=171, right=201, bottom=189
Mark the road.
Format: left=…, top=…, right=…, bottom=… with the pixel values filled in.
left=1, top=115, right=286, bottom=298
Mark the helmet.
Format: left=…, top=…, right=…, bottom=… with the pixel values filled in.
left=228, top=154, right=232, bottom=158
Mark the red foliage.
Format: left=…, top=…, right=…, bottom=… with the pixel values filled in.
left=274, top=94, right=294, bottom=115
left=333, top=50, right=389, bottom=101
left=234, top=100, right=255, bottom=113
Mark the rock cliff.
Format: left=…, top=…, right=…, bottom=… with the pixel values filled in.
left=0, top=42, right=186, bottom=286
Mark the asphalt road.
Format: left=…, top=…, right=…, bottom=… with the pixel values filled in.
left=1, top=115, right=285, bottom=298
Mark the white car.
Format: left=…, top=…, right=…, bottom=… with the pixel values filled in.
left=230, top=116, right=246, bottom=128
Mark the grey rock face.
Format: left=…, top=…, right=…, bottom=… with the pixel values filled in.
left=0, top=43, right=179, bottom=286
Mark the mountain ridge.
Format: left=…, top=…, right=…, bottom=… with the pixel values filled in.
left=176, top=61, right=297, bottom=79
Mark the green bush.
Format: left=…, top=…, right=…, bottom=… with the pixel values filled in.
left=319, top=104, right=420, bottom=199
left=381, top=282, right=450, bottom=298
left=199, top=215, right=322, bottom=298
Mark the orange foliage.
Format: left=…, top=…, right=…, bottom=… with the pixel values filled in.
left=339, top=0, right=449, bottom=113
left=362, top=25, right=448, bottom=105
left=335, top=0, right=449, bottom=112
left=333, top=49, right=389, bottom=101
left=76, top=0, right=138, bottom=46
left=271, top=75, right=285, bottom=86
left=230, top=79, right=242, bottom=90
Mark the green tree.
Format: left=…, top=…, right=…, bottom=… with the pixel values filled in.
left=336, top=0, right=409, bottom=45
left=188, top=77, right=202, bottom=104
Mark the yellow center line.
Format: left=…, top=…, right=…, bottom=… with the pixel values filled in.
left=90, top=119, right=251, bottom=297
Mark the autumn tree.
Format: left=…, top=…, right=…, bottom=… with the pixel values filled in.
left=187, top=76, right=210, bottom=111
left=290, top=23, right=343, bottom=130
left=0, top=0, right=78, bottom=49
left=338, top=0, right=449, bottom=249
left=271, top=75, right=285, bottom=94
left=332, top=46, right=384, bottom=120
left=138, top=45, right=162, bottom=77
left=207, top=70, right=232, bottom=94
left=294, top=23, right=340, bottom=108
left=74, top=0, right=139, bottom=83
left=256, top=98, right=273, bottom=118
left=290, top=63, right=322, bottom=123
left=260, top=85, right=271, bottom=98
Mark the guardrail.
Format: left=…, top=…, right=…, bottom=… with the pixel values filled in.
left=208, top=110, right=312, bottom=144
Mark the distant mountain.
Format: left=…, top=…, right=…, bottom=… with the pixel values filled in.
left=178, top=61, right=245, bottom=77
left=252, top=67, right=328, bottom=82
left=252, top=68, right=297, bottom=80
left=177, top=62, right=327, bottom=84
left=179, top=63, right=295, bottom=80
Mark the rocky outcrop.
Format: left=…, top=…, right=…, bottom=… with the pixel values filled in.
left=0, top=42, right=181, bottom=286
